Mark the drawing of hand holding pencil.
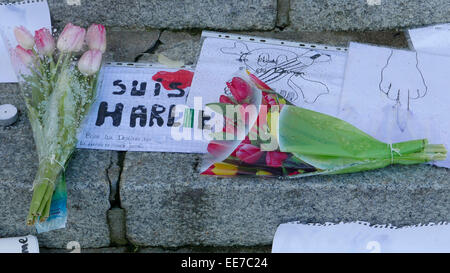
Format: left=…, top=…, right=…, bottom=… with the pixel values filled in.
left=220, top=41, right=332, bottom=104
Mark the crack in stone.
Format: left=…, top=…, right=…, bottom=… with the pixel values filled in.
left=276, top=0, right=290, bottom=29
left=106, top=151, right=133, bottom=247
left=105, top=151, right=125, bottom=208
left=105, top=155, right=115, bottom=206
left=115, top=151, right=127, bottom=208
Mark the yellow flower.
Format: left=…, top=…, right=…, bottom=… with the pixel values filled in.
left=256, top=170, right=272, bottom=176
left=203, top=162, right=238, bottom=176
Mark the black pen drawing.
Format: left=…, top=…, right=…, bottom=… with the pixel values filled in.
left=379, top=49, right=428, bottom=131
left=220, top=41, right=332, bottom=104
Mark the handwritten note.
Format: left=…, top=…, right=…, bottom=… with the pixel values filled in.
left=0, top=0, right=51, bottom=83
left=339, top=42, right=450, bottom=168
left=77, top=63, right=205, bottom=153
left=188, top=32, right=348, bottom=117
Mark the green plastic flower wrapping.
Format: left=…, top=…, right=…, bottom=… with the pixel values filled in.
left=201, top=71, right=447, bottom=178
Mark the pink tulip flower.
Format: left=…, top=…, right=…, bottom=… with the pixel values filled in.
left=34, top=28, right=55, bottom=56
left=77, top=49, right=102, bottom=76
left=57, top=23, right=86, bottom=52
left=86, top=24, right=106, bottom=53
left=14, top=26, right=35, bottom=50
left=15, top=45, right=35, bottom=66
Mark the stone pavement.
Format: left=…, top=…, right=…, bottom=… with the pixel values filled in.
left=0, top=0, right=449, bottom=251
left=3, top=0, right=450, bottom=31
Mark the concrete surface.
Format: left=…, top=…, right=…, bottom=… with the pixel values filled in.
left=290, top=0, right=450, bottom=31
left=0, top=85, right=112, bottom=248
left=1, top=10, right=449, bottom=249
left=40, top=245, right=271, bottom=253
left=0, top=0, right=277, bottom=30
left=3, top=0, right=450, bottom=31
left=121, top=152, right=450, bottom=247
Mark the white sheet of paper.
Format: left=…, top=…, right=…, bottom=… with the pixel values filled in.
left=339, top=42, right=450, bottom=168
left=188, top=32, right=348, bottom=117
left=272, top=221, right=450, bottom=253
left=0, top=0, right=51, bottom=83
left=408, top=23, right=450, bottom=56
left=77, top=63, right=205, bottom=153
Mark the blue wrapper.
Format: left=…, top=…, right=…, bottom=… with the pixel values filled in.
left=35, top=173, right=67, bottom=233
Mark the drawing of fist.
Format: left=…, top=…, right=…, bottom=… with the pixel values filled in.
left=379, top=50, right=428, bottom=109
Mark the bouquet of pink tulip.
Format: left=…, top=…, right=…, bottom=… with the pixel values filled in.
left=9, top=23, right=106, bottom=226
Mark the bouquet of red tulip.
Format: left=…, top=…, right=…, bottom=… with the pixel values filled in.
left=8, top=23, right=106, bottom=226
left=201, top=71, right=447, bottom=178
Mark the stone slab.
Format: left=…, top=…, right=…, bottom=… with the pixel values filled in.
left=136, top=30, right=202, bottom=66
left=139, top=245, right=272, bottom=253
left=120, top=30, right=448, bottom=247
left=290, top=0, right=450, bottom=31
left=40, top=246, right=128, bottom=253
left=40, top=245, right=271, bottom=253
left=0, top=0, right=277, bottom=31
left=106, top=30, right=162, bottom=62
left=3, top=0, right=449, bottom=32
left=0, top=83, right=111, bottom=248
left=121, top=152, right=450, bottom=247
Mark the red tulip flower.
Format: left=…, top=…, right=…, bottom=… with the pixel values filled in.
left=226, top=77, right=251, bottom=103
left=219, top=95, right=234, bottom=104
left=207, top=140, right=230, bottom=157
left=264, top=94, right=277, bottom=108
left=231, top=136, right=251, bottom=157
left=238, top=103, right=251, bottom=124
left=236, top=144, right=264, bottom=164
left=266, top=151, right=289, bottom=167
left=247, top=71, right=271, bottom=90
left=222, top=116, right=237, bottom=134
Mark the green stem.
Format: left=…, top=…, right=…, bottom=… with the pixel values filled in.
left=39, top=197, right=52, bottom=223
left=26, top=159, right=62, bottom=226
left=51, top=53, right=65, bottom=83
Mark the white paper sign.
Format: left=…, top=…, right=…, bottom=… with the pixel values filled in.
left=0, top=0, right=51, bottom=83
left=188, top=32, right=348, bottom=117
left=408, top=23, right=450, bottom=56
left=77, top=63, right=205, bottom=153
left=339, top=42, right=450, bottom=168
left=272, top=221, right=450, bottom=253
left=0, top=235, right=39, bottom=253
